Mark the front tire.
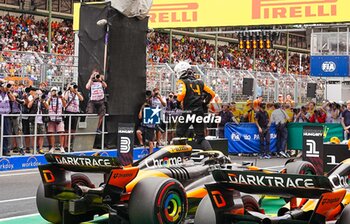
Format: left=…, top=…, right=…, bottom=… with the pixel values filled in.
left=129, top=177, right=187, bottom=224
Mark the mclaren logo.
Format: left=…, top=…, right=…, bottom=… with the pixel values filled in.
left=252, top=0, right=337, bottom=19
left=149, top=3, right=198, bottom=24
left=305, top=139, right=319, bottom=158
left=228, top=173, right=315, bottom=188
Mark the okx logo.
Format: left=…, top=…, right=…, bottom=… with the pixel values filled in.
left=143, top=106, right=161, bottom=125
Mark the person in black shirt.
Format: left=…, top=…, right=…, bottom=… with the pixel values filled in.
left=218, top=103, right=233, bottom=138
left=255, top=103, right=270, bottom=159
left=341, top=100, right=350, bottom=140
left=174, top=61, right=215, bottom=150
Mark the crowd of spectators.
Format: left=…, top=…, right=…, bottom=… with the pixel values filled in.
left=0, top=14, right=74, bottom=55
left=0, top=69, right=106, bottom=156
left=0, top=14, right=309, bottom=76
left=147, top=32, right=310, bottom=75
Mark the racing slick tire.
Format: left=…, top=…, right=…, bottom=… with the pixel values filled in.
left=194, top=194, right=261, bottom=224
left=194, top=195, right=216, bottom=224
left=285, top=161, right=317, bottom=175
left=129, top=177, right=188, bottom=224
left=36, top=173, right=94, bottom=223
left=336, top=205, right=350, bottom=224
left=242, top=195, right=260, bottom=212
left=36, top=182, right=63, bottom=224
left=71, top=173, right=95, bottom=188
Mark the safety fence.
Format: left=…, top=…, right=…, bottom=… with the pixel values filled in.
left=0, top=50, right=78, bottom=90
left=0, top=113, right=107, bottom=157
left=0, top=50, right=325, bottom=104
left=147, top=63, right=326, bottom=104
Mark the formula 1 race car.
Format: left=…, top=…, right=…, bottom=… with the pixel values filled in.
left=37, top=138, right=239, bottom=224
left=194, top=159, right=350, bottom=224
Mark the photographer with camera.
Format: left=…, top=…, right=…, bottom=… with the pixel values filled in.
left=63, top=82, right=83, bottom=150
left=136, top=91, right=155, bottom=153
left=0, top=80, right=16, bottom=156
left=26, top=87, right=49, bottom=154
left=309, top=107, right=326, bottom=123
left=294, top=106, right=310, bottom=123
left=323, top=101, right=341, bottom=124
left=151, top=87, right=166, bottom=146
left=47, top=87, right=66, bottom=153
left=86, top=69, right=107, bottom=130
left=341, top=101, right=350, bottom=140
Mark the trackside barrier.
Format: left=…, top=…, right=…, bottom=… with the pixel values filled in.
left=0, top=113, right=107, bottom=157
left=0, top=147, right=161, bottom=172
left=224, top=122, right=344, bottom=154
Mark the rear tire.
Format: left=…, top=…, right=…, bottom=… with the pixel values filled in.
left=129, top=177, right=187, bottom=224
left=36, top=173, right=94, bottom=224
left=285, top=161, right=316, bottom=175
left=242, top=195, right=260, bottom=212
left=194, top=195, right=216, bottom=224
left=336, top=206, right=350, bottom=224
left=36, top=182, right=62, bottom=224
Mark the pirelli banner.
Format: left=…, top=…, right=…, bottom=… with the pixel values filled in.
left=148, top=0, right=350, bottom=28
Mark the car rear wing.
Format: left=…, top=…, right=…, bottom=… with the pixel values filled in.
left=211, top=169, right=333, bottom=199
left=43, top=154, right=123, bottom=173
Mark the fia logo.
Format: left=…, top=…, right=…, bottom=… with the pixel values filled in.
left=143, top=106, right=161, bottom=125
left=322, top=61, right=336, bottom=72
left=305, top=139, right=319, bottom=158
left=120, top=137, right=131, bottom=153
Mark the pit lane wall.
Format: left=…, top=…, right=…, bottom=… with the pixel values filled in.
left=225, top=122, right=344, bottom=154
left=0, top=147, right=159, bottom=172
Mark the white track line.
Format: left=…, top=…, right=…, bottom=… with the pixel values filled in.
left=0, top=213, right=39, bottom=222
left=0, top=196, right=36, bottom=204
left=0, top=171, right=38, bottom=177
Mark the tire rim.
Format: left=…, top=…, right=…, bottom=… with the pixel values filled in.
left=163, top=191, right=183, bottom=223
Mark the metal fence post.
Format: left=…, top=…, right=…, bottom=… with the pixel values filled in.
left=68, top=114, right=72, bottom=153
left=0, top=114, right=3, bottom=157
left=101, top=115, right=105, bottom=150
left=33, top=115, right=37, bottom=155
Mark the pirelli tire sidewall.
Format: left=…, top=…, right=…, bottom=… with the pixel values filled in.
left=285, top=161, right=317, bottom=175
left=129, top=177, right=188, bottom=224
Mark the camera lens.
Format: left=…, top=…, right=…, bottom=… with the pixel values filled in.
left=96, top=74, right=100, bottom=79
left=41, top=94, right=46, bottom=100
left=73, top=84, right=78, bottom=89
left=58, top=91, right=62, bottom=96
left=6, top=83, right=11, bottom=88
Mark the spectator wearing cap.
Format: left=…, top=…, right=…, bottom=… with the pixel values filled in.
left=0, top=79, right=16, bottom=156
left=230, top=102, right=243, bottom=123
left=218, top=103, right=233, bottom=138
left=341, top=100, right=350, bottom=140
left=63, top=82, right=84, bottom=150
left=47, top=87, right=66, bottom=153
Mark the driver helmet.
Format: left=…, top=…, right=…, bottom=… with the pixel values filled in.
left=174, top=61, right=193, bottom=80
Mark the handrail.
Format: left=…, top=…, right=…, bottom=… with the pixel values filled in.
left=0, top=113, right=108, bottom=157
